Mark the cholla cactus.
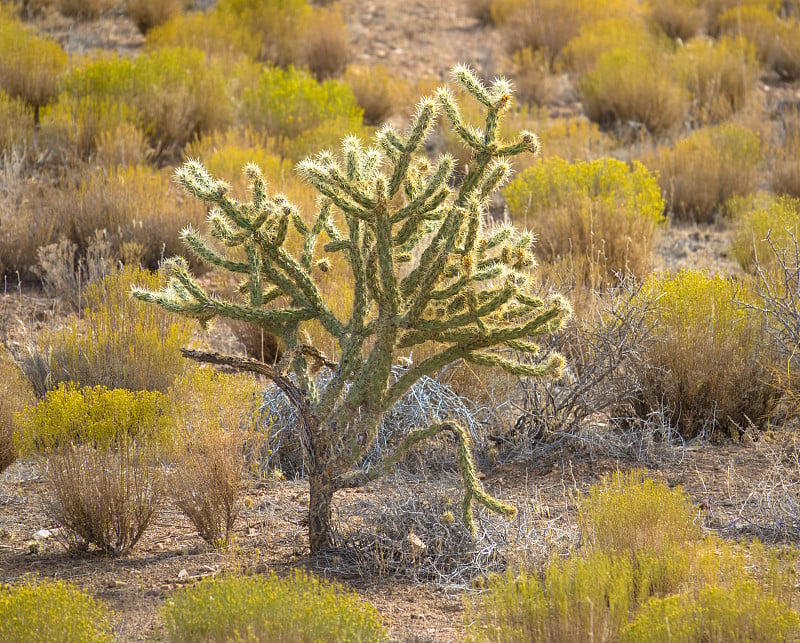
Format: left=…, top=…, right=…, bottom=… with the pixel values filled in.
left=133, top=66, right=571, bottom=553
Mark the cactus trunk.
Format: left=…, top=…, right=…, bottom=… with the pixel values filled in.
left=308, top=470, right=335, bottom=553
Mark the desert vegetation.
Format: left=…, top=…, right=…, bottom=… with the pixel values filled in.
left=2, top=0, right=800, bottom=639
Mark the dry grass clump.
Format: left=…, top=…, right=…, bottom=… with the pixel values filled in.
left=509, top=48, right=556, bottom=107
left=467, top=0, right=494, bottom=23
left=343, top=65, right=410, bottom=125
left=0, top=91, right=32, bottom=154
left=0, top=346, right=35, bottom=473
left=126, top=0, right=184, bottom=34
left=0, top=11, right=66, bottom=125
left=579, top=46, right=689, bottom=136
left=719, top=6, right=800, bottom=80
left=772, top=107, right=800, bottom=198
left=167, top=369, right=261, bottom=547
left=645, top=123, right=762, bottom=223
left=95, top=121, right=150, bottom=167
left=729, top=194, right=800, bottom=272
left=48, top=441, right=165, bottom=555
left=301, top=4, right=349, bottom=80
left=648, top=0, right=707, bottom=39
left=674, top=36, right=759, bottom=125
left=535, top=116, right=614, bottom=162
left=504, top=157, right=664, bottom=287
left=631, top=270, right=778, bottom=439
left=0, top=579, right=114, bottom=643
left=561, top=16, right=655, bottom=75
left=162, top=570, right=388, bottom=642
left=492, top=0, right=638, bottom=71
left=39, top=266, right=193, bottom=393
left=56, top=0, right=115, bottom=19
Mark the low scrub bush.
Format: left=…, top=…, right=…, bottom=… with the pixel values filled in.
left=579, top=46, right=689, bottom=136
left=622, top=580, right=800, bottom=642
left=646, top=123, right=762, bottom=222
left=56, top=0, right=114, bottom=19
left=344, top=64, right=410, bottom=125
left=535, top=116, right=614, bottom=162
left=0, top=13, right=66, bottom=124
left=704, top=0, right=781, bottom=32
left=467, top=0, right=494, bottom=23
left=0, top=578, right=113, bottom=643
left=48, top=441, right=165, bottom=554
left=15, top=383, right=172, bottom=454
left=64, top=48, right=232, bottom=156
left=729, top=194, right=800, bottom=272
left=493, top=0, right=637, bottom=70
left=42, top=266, right=193, bottom=392
left=240, top=65, right=362, bottom=148
left=126, top=0, right=184, bottom=34
left=0, top=347, right=35, bottom=472
left=145, top=9, right=261, bottom=60
left=300, top=4, right=348, bottom=80
left=162, top=570, right=387, bottom=642
left=675, top=36, right=759, bottom=125
left=0, top=91, right=32, bottom=154
left=561, top=17, right=655, bottom=75
left=648, top=0, right=707, bottom=39
left=772, top=107, right=800, bottom=197
left=509, top=48, right=556, bottom=107
left=719, top=6, right=800, bottom=80
left=504, top=157, right=664, bottom=286
left=95, top=121, right=150, bottom=167
left=631, top=270, right=778, bottom=438
left=167, top=369, right=261, bottom=547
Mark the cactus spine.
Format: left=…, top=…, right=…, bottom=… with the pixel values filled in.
left=133, top=66, right=571, bottom=553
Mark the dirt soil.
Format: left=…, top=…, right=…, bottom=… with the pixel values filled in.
left=0, top=1, right=791, bottom=641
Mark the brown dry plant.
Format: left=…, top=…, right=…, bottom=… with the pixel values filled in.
left=126, top=0, right=184, bottom=34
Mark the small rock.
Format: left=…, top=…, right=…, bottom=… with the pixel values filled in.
left=177, top=568, right=189, bottom=580
left=106, top=579, right=128, bottom=589
left=33, top=529, right=52, bottom=541
left=406, top=531, right=426, bottom=556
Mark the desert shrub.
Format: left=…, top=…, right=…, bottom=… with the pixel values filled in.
left=48, top=441, right=165, bottom=554
left=772, top=113, right=800, bottom=197
left=535, top=116, right=614, bottom=162
left=579, top=46, right=689, bottom=136
left=344, top=64, right=410, bottom=125
left=240, top=65, right=362, bottom=147
left=167, top=368, right=261, bottom=546
left=0, top=578, right=113, bottom=643
left=493, top=0, right=638, bottom=70
left=674, top=36, right=759, bottom=125
left=145, top=9, right=261, bottom=60
left=719, top=6, right=800, bottom=79
left=64, top=48, right=232, bottom=156
left=162, top=570, right=387, bottom=642
left=467, top=0, right=494, bottom=23
left=509, top=48, right=556, bottom=107
left=0, top=346, right=35, bottom=472
left=561, top=16, right=655, bottom=75
left=216, top=0, right=310, bottom=67
left=646, top=123, right=762, bottom=222
left=621, top=580, right=800, bottom=642
left=301, top=4, right=348, bottom=80
left=648, top=0, right=707, bottom=39
left=0, top=91, right=32, bottom=154
left=0, top=13, right=66, bottom=124
left=576, top=469, right=700, bottom=558
left=38, top=95, right=139, bottom=163
left=56, top=0, right=114, bottom=18
left=504, top=157, right=664, bottom=286
left=95, top=121, right=150, bottom=167
left=631, top=270, right=778, bottom=438
left=15, top=383, right=172, bottom=454
left=126, top=0, right=184, bottom=34
left=43, top=266, right=193, bottom=392
left=62, top=165, right=206, bottom=268
left=729, top=194, right=800, bottom=272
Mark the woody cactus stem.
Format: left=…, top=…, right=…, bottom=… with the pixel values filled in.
left=133, top=65, right=571, bottom=553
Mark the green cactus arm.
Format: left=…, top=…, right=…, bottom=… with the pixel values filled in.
left=180, top=227, right=251, bottom=273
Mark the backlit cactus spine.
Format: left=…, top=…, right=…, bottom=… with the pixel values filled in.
left=133, top=65, right=571, bottom=553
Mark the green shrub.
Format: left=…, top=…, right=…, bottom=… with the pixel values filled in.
left=674, top=36, right=759, bottom=125
left=43, top=266, right=193, bottom=392
left=64, top=48, right=232, bottom=155
left=0, top=578, right=113, bottom=643
left=622, top=580, right=800, bottom=642
left=240, top=65, right=362, bottom=147
left=579, top=46, right=689, bottom=135
left=504, top=157, right=664, bottom=286
left=561, top=16, right=655, bottom=74
left=0, top=12, right=66, bottom=123
left=0, top=347, right=35, bottom=472
left=730, top=194, right=800, bottom=272
left=632, top=270, right=777, bottom=438
left=162, top=570, right=387, bottom=642
left=15, top=383, right=172, bottom=454
left=646, top=123, right=762, bottom=222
